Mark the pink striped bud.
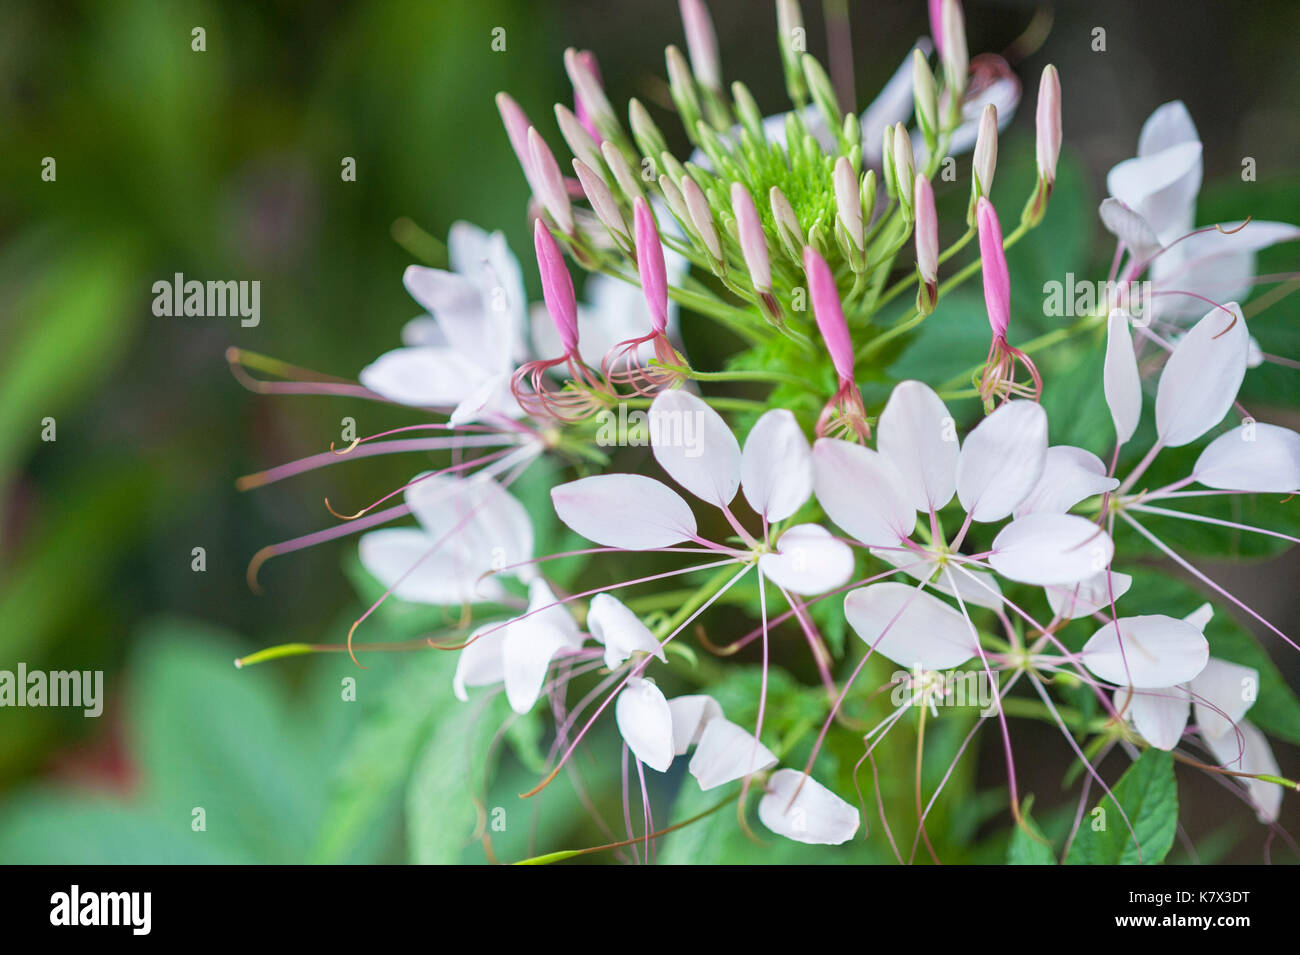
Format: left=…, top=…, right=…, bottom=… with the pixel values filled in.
left=564, top=48, right=615, bottom=138
left=634, top=199, right=669, bottom=334
left=1035, top=64, right=1062, bottom=190
left=976, top=197, right=1009, bottom=339
left=555, top=103, right=604, bottom=179
left=914, top=174, right=938, bottom=291
left=497, top=92, right=539, bottom=192
left=573, top=50, right=605, bottom=142
left=573, top=159, right=628, bottom=242
left=679, top=0, right=721, bottom=91
left=803, top=246, right=855, bottom=382
left=534, top=219, right=579, bottom=355
left=527, top=127, right=573, bottom=234
left=731, top=182, right=771, bottom=292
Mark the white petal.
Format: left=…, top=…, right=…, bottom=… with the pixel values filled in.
left=1204, top=721, right=1282, bottom=823
left=1193, top=423, right=1300, bottom=493
left=1015, top=445, right=1118, bottom=517
left=358, top=528, right=502, bottom=605
left=1081, top=615, right=1210, bottom=689
left=649, top=389, right=741, bottom=508
left=453, top=623, right=508, bottom=701
left=1184, top=602, right=1214, bottom=633
left=1116, top=684, right=1190, bottom=751
left=871, top=548, right=1004, bottom=611
left=587, top=593, right=665, bottom=669
left=758, top=523, right=854, bottom=596
left=616, top=678, right=675, bottom=772
left=667, top=695, right=724, bottom=755
left=1137, top=101, right=1200, bottom=157
left=758, top=770, right=860, bottom=845
left=741, top=409, right=813, bottom=522
left=406, top=474, right=534, bottom=577
left=955, top=401, right=1048, bottom=522
left=688, top=719, right=778, bottom=790
left=844, top=582, right=978, bottom=671
left=403, top=265, right=508, bottom=373
left=359, top=346, right=488, bottom=408
left=990, top=514, right=1114, bottom=586
left=1106, top=141, right=1201, bottom=245
left=1045, top=569, right=1132, bottom=620
left=1104, top=308, right=1143, bottom=445
left=877, top=380, right=959, bottom=513
left=1155, top=303, right=1248, bottom=447
left=1099, top=199, right=1162, bottom=260
left=1153, top=221, right=1300, bottom=320
left=812, top=438, right=915, bottom=546
left=551, top=474, right=697, bottom=549
left=502, top=580, right=582, bottom=714
left=1190, top=657, right=1259, bottom=741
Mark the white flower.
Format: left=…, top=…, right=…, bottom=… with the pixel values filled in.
left=758, top=769, right=860, bottom=845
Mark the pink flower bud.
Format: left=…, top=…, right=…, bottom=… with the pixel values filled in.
left=497, top=92, right=539, bottom=191
left=573, top=158, right=628, bottom=241
left=679, top=0, right=721, bottom=91
left=534, top=219, right=579, bottom=355
left=1035, top=64, right=1062, bottom=189
left=573, top=50, right=604, bottom=142
left=681, top=176, right=721, bottom=261
left=634, top=199, right=669, bottom=334
left=527, top=127, right=574, bottom=234
left=940, top=0, right=968, bottom=103
left=929, top=0, right=946, bottom=55
left=731, top=182, right=771, bottom=292
left=803, top=246, right=855, bottom=382
left=914, top=174, right=938, bottom=287
left=833, top=156, right=864, bottom=251
left=976, top=197, right=1010, bottom=340
left=564, top=48, right=615, bottom=136
left=972, top=103, right=998, bottom=197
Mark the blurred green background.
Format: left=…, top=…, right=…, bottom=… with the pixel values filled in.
left=1, top=0, right=1298, bottom=863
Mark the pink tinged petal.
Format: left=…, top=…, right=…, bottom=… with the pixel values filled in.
left=688, top=718, right=778, bottom=790
left=1103, top=308, right=1143, bottom=445
left=1106, top=141, right=1202, bottom=244
left=587, top=593, right=666, bottom=669
left=844, top=582, right=978, bottom=671
left=990, top=513, right=1114, bottom=586
left=633, top=198, right=669, bottom=333
left=667, top=694, right=724, bottom=755
left=741, top=409, right=812, bottom=522
left=1116, top=685, right=1190, bottom=751
left=759, top=769, right=861, bottom=845
left=552, top=474, right=697, bottom=550
left=812, top=438, right=916, bottom=546
left=871, top=547, right=1004, bottom=611
left=955, top=400, right=1048, bottom=522
left=649, top=389, right=742, bottom=508
left=679, top=0, right=721, bottom=90
left=359, top=346, right=489, bottom=408
left=526, top=128, right=573, bottom=234
left=503, top=580, right=583, bottom=714
left=878, top=379, right=958, bottom=513
left=453, top=624, right=508, bottom=701
left=534, top=219, right=579, bottom=355
left=1193, top=422, right=1300, bottom=493
left=1154, top=302, right=1248, bottom=447
left=1099, top=198, right=1162, bottom=260
left=359, top=528, right=503, bottom=605
left=803, top=246, right=855, bottom=381
left=731, top=182, right=771, bottom=291
left=1014, top=445, right=1118, bottom=517
left=1081, top=615, right=1210, bottom=689
left=1204, top=720, right=1282, bottom=823
left=1190, top=657, right=1259, bottom=741
left=1034, top=65, right=1061, bottom=185
left=616, top=678, right=676, bottom=772
left=914, top=175, right=938, bottom=284
left=975, top=197, right=1010, bottom=338
left=1045, top=569, right=1133, bottom=621
left=759, top=523, right=855, bottom=596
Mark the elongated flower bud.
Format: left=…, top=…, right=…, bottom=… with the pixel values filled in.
left=564, top=47, right=617, bottom=140
left=833, top=156, right=864, bottom=252
left=892, top=122, right=915, bottom=219
left=940, top=0, right=968, bottom=116
left=573, top=158, right=628, bottom=242
left=601, top=140, right=643, bottom=202
left=634, top=199, right=669, bottom=334
left=528, top=128, right=573, bottom=234
left=658, top=174, right=691, bottom=231
left=776, top=0, right=807, bottom=103
left=912, top=48, right=938, bottom=147
left=976, top=197, right=1009, bottom=339
left=572, top=50, right=604, bottom=142
left=665, top=45, right=704, bottom=140
left=731, top=182, right=771, bottom=292
left=770, top=186, right=804, bottom=260
left=803, top=246, right=854, bottom=383
left=681, top=176, right=722, bottom=261
left=535, top=220, right=578, bottom=354
left=929, top=0, right=945, bottom=55
left=497, top=92, right=540, bottom=193
left=555, top=103, right=604, bottom=179
left=628, top=98, right=669, bottom=161
left=881, top=124, right=897, bottom=199
left=915, top=174, right=939, bottom=313
left=969, top=103, right=997, bottom=224
left=1035, top=64, right=1062, bottom=191
left=679, top=0, right=721, bottom=91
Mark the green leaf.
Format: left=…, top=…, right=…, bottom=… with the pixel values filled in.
left=1064, top=749, right=1178, bottom=865
left=1007, top=802, right=1056, bottom=865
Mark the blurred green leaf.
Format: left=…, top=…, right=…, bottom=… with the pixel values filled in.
left=1064, top=749, right=1177, bottom=865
